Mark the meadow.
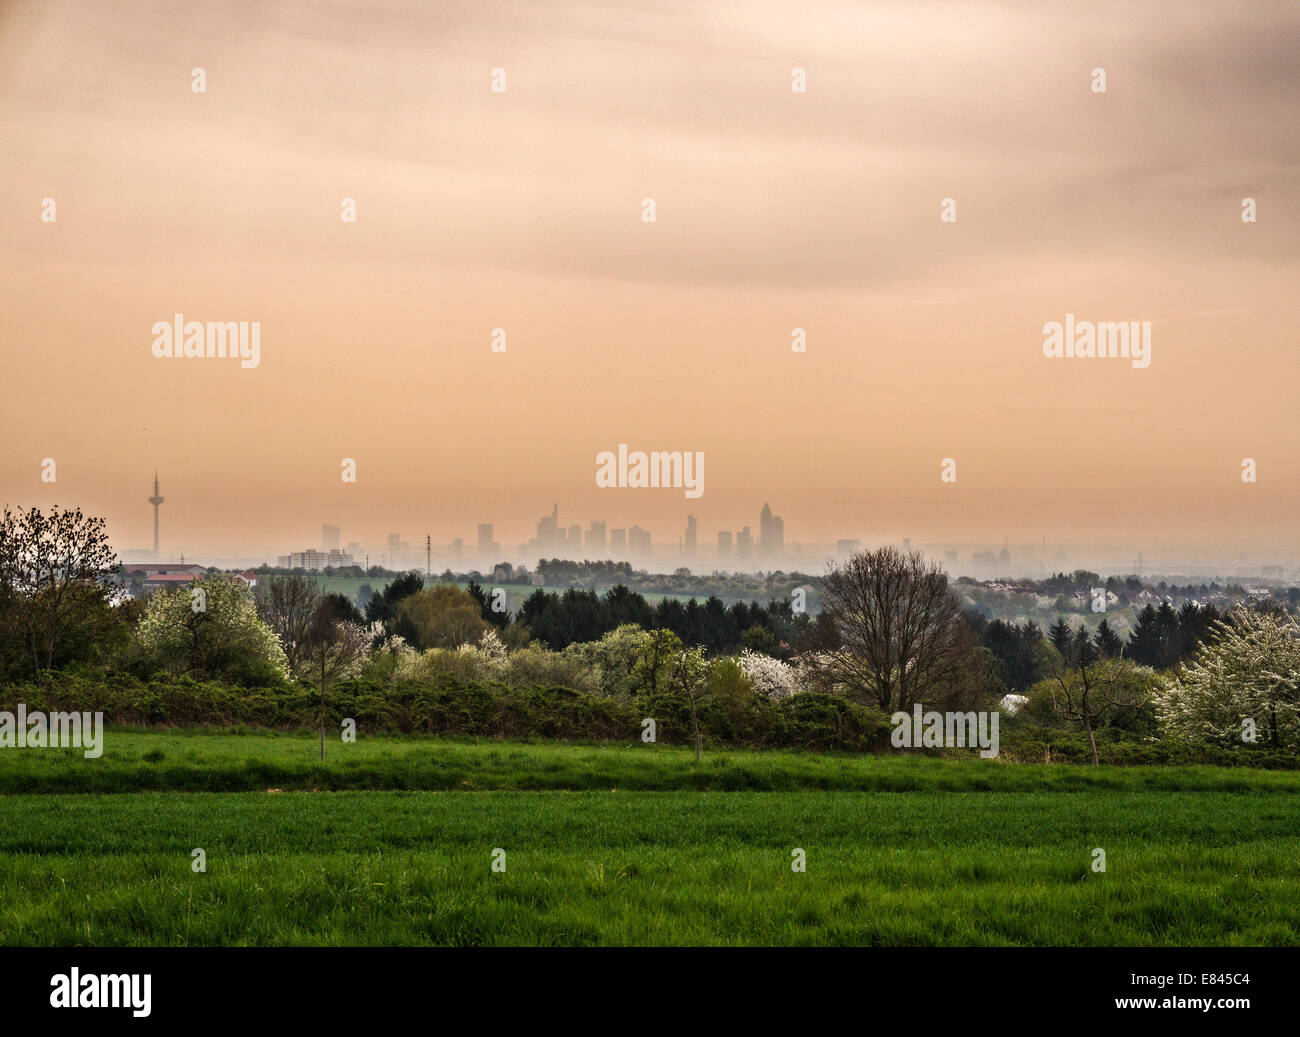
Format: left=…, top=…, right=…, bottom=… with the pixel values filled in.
left=2, top=732, right=1298, bottom=946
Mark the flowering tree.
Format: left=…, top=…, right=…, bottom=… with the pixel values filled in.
left=737, top=648, right=798, bottom=701
left=1156, top=607, right=1300, bottom=748
left=137, top=577, right=288, bottom=680
left=470, top=628, right=508, bottom=664
left=562, top=624, right=651, bottom=697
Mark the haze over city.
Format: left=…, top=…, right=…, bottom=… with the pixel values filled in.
left=2, top=0, right=1297, bottom=573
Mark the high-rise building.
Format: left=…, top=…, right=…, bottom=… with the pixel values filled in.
left=683, top=515, right=697, bottom=556
left=737, top=526, right=753, bottom=560
left=585, top=521, right=607, bottom=556
left=477, top=524, right=496, bottom=557
left=610, top=528, right=627, bottom=556
left=836, top=538, right=861, bottom=557
left=322, top=524, right=341, bottom=551
left=567, top=524, right=581, bottom=551
left=759, top=503, right=784, bottom=557
left=279, top=548, right=353, bottom=572
left=629, top=526, right=651, bottom=558
left=717, top=530, right=733, bottom=564
left=536, top=503, right=560, bottom=552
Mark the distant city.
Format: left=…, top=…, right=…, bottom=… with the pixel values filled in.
left=124, top=473, right=1300, bottom=583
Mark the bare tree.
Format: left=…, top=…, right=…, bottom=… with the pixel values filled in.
left=299, top=604, right=375, bottom=761
left=257, top=572, right=322, bottom=672
left=814, top=546, right=976, bottom=712
left=1047, top=638, right=1151, bottom=766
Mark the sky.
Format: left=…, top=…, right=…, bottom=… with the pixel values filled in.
left=1, top=0, right=1297, bottom=566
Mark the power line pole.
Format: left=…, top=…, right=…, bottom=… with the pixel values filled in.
left=426, top=534, right=431, bottom=577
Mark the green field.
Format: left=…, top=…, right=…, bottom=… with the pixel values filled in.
left=4, top=731, right=1300, bottom=794
left=2, top=733, right=1298, bottom=946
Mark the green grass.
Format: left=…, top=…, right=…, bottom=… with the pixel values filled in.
left=2, top=788, right=1297, bottom=945
left=6, top=730, right=1300, bottom=793
left=3, top=733, right=1298, bottom=946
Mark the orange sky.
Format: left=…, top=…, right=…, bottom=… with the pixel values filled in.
left=1, top=0, right=1297, bottom=565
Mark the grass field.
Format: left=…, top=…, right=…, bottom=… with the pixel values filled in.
left=2, top=732, right=1298, bottom=946
left=5, top=731, right=1300, bottom=794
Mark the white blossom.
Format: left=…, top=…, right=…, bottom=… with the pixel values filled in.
left=737, top=648, right=799, bottom=701
left=1155, top=607, right=1300, bottom=747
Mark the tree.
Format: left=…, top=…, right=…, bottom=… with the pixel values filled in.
left=364, top=572, right=423, bottom=644
left=1155, top=607, right=1300, bottom=748
left=1127, top=605, right=1160, bottom=666
left=1176, top=601, right=1220, bottom=662
left=812, top=546, right=978, bottom=712
left=983, top=619, right=1051, bottom=692
left=670, top=644, right=710, bottom=762
left=1048, top=616, right=1073, bottom=660
left=397, top=585, right=489, bottom=649
left=467, top=580, right=510, bottom=628
left=0, top=505, right=120, bottom=674
left=1046, top=649, right=1152, bottom=766
left=1093, top=619, right=1122, bottom=658
left=298, top=601, right=377, bottom=761
left=741, top=624, right=779, bottom=657
left=737, top=648, right=798, bottom=701
left=1154, top=601, right=1181, bottom=668
left=256, top=572, right=321, bottom=671
left=136, top=577, right=289, bottom=681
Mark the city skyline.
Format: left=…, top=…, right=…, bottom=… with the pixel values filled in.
left=116, top=471, right=1300, bottom=580
left=2, top=1, right=1298, bottom=567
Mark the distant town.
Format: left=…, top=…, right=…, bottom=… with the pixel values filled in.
left=126, top=473, right=1300, bottom=585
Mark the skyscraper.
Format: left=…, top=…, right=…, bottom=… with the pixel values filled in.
left=759, top=503, right=784, bottom=558
left=683, top=515, right=697, bottom=557
left=737, top=526, right=753, bottom=560
left=322, top=524, right=341, bottom=551
left=585, top=521, right=607, bottom=556
left=628, top=525, right=651, bottom=558
left=147, top=471, right=164, bottom=557
left=535, top=504, right=561, bottom=550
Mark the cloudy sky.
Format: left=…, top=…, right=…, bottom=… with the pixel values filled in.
left=1, top=0, right=1297, bottom=563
